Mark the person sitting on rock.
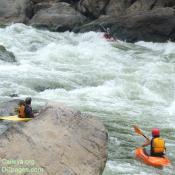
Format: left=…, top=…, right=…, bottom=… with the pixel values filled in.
left=18, top=100, right=25, bottom=118
left=25, top=97, right=34, bottom=118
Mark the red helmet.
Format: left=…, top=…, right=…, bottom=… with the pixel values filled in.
left=152, top=128, right=160, bottom=137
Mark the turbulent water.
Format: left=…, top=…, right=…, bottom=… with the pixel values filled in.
left=0, top=24, right=175, bottom=175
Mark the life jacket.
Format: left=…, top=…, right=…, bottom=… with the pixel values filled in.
left=24, top=105, right=34, bottom=118
left=152, top=138, right=165, bottom=154
left=18, top=105, right=25, bottom=118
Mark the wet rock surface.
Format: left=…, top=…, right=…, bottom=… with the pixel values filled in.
left=0, top=45, right=16, bottom=62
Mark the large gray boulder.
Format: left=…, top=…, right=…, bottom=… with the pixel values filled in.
left=117, top=7, right=175, bottom=42
left=126, top=0, right=156, bottom=14
left=74, top=6, right=175, bottom=42
left=31, top=0, right=53, bottom=4
left=0, top=0, right=33, bottom=24
left=105, top=0, right=134, bottom=16
left=30, top=2, right=87, bottom=31
left=154, top=0, right=175, bottom=8
left=77, top=0, right=109, bottom=19
left=0, top=102, right=108, bottom=175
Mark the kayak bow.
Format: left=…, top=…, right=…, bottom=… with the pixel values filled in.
left=0, top=115, right=32, bottom=122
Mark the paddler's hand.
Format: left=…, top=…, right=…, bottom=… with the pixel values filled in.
left=142, top=140, right=150, bottom=147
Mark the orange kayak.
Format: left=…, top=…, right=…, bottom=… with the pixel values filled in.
left=135, top=147, right=171, bottom=167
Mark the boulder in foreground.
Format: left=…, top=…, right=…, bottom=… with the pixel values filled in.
left=0, top=102, right=108, bottom=175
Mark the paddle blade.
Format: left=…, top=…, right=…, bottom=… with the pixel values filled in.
left=133, top=125, right=143, bottom=135
left=133, top=125, right=150, bottom=141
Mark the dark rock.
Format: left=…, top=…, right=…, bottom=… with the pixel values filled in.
left=126, top=0, right=157, bottom=14
left=154, top=0, right=175, bottom=8
left=77, top=0, right=109, bottom=19
left=74, top=7, right=175, bottom=42
left=60, top=0, right=80, bottom=4
left=31, top=0, right=51, bottom=4
left=33, top=2, right=52, bottom=14
left=73, top=15, right=111, bottom=32
left=0, top=45, right=16, bottom=62
left=30, top=2, right=87, bottom=31
left=105, top=0, right=134, bottom=16
left=1, top=0, right=175, bottom=42
left=120, top=7, right=175, bottom=42
left=9, top=94, right=19, bottom=98
left=0, top=0, right=33, bottom=24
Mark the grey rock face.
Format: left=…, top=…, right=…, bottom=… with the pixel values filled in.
left=0, top=0, right=33, bottom=24
left=0, top=45, right=16, bottom=62
left=126, top=0, right=157, bottom=14
left=0, top=102, right=108, bottom=175
left=78, top=0, right=109, bottom=19
left=106, top=0, right=134, bottom=16
left=30, top=2, right=87, bottom=31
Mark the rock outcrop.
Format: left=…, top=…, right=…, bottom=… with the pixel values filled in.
left=74, top=7, right=175, bottom=42
left=0, top=0, right=33, bottom=24
left=77, top=0, right=109, bottom=19
left=30, top=2, right=87, bottom=31
left=1, top=0, right=175, bottom=42
left=0, top=45, right=16, bottom=62
left=0, top=102, right=108, bottom=175
left=105, top=0, right=133, bottom=16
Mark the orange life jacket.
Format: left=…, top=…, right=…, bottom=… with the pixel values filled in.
left=152, top=138, right=165, bottom=153
left=18, top=105, right=25, bottom=118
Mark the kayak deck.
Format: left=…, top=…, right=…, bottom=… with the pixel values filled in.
left=0, top=115, right=32, bottom=122
left=135, top=147, right=170, bottom=167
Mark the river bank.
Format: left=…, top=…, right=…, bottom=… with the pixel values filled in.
left=1, top=0, right=175, bottom=42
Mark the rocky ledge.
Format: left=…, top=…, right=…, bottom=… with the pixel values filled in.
left=0, top=45, right=16, bottom=63
left=1, top=0, right=175, bottom=42
left=0, top=102, right=108, bottom=175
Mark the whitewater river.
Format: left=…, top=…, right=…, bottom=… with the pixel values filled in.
left=0, top=24, right=175, bottom=175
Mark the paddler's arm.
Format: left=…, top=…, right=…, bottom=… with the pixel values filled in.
left=142, top=138, right=151, bottom=147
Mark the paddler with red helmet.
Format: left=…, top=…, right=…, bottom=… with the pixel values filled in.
left=142, top=128, right=166, bottom=157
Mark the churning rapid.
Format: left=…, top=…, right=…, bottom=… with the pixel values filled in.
left=0, top=24, right=175, bottom=174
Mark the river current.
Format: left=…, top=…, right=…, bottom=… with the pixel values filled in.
left=0, top=24, right=175, bottom=175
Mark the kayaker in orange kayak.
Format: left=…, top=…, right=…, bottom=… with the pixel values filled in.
left=133, top=126, right=170, bottom=167
left=103, top=28, right=113, bottom=40
left=142, top=128, right=166, bottom=157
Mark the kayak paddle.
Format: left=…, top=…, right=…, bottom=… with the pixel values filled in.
left=133, top=125, right=150, bottom=141
left=99, top=24, right=107, bottom=32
